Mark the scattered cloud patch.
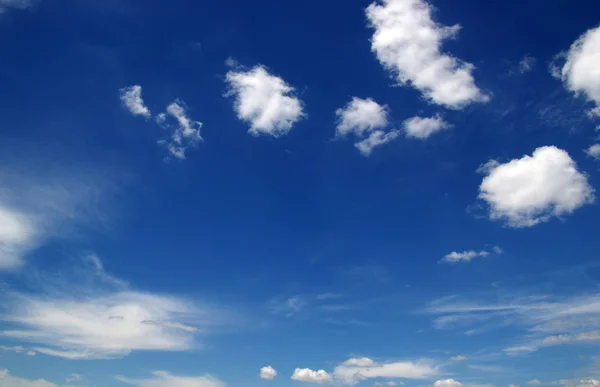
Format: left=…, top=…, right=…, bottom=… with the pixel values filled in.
left=528, top=380, right=542, bottom=386
left=269, top=296, right=306, bottom=318
left=225, top=65, right=304, bottom=137
left=554, top=26, right=600, bottom=117
left=440, top=246, right=501, bottom=263
left=335, top=97, right=389, bottom=137
left=291, top=368, right=332, bottom=384
left=120, top=85, right=151, bottom=118
left=366, top=0, right=489, bottom=109
left=333, top=358, right=438, bottom=385
left=586, top=144, right=600, bottom=159
left=66, top=374, right=84, bottom=384
left=519, top=55, right=536, bottom=74
left=434, top=380, right=463, bottom=387
left=450, top=355, right=467, bottom=361
left=0, top=345, right=35, bottom=356
left=478, top=146, right=595, bottom=227
left=355, top=130, right=400, bottom=156
left=342, top=358, right=376, bottom=367
left=0, top=369, right=63, bottom=387
left=260, top=366, right=277, bottom=380
left=0, top=0, right=34, bottom=13
left=116, top=371, right=224, bottom=387
left=403, top=115, right=450, bottom=139
left=156, top=101, right=203, bottom=159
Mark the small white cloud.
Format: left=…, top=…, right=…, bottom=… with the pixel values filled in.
left=66, top=374, right=84, bottom=383
left=354, top=130, right=400, bottom=156
left=528, top=380, right=542, bottom=386
left=225, top=65, right=304, bottom=137
left=366, top=0, right=489, bottom=109
left=291, top=368, right=332, bottom=384
left=335, top=98, right=389, bottom=137
left=0, top=205, right=36, bottom=270
left=403, top=116, right=450, bottom=139
left=519, top=55, right=536, bottom=74
left=116, top=370, right=224, bottom=387
left=509, top=384, right=520, bottom=387
left=450, top=355, right=467, bottom=361
left=156, top=101, right=203, bottom=160
left=478, top=146, right=595, bottom=227
left=441, top=250, right=489, bottom=263
left=119, top=85, right=151, bottom=118
left=555, top=26, right=600, bottom=117
left=260, top=366, right=277, bottom=380
left=434, top=380, right=463, bottom=387
left=586, top=144, right=600, bottom=160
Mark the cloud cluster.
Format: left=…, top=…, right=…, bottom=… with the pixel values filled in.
left=586, top=144, right=600, bottom=160
left=366, top=0, right=489, bottom=109
left=336, top=98, right=390, bottom=137
left=291, top=368, right=332, bottom=384
left=434, top=379, right=463, bottom=387
left=0, top=369, right=70, bottom=387
left=403, top=115, right=450, bottom=139
left=555, top=26, right=600, bottom=118
left=332, top=358, right=438, bottom=385
left=119, top=85, right=151, bottom=118
left=116, top=371, right=224, bottom=387
left=478, top=146, right=595, bottom=227
left=0, top=345, right=36, bottom=356
left=355, top=130, right=400, bottom=156
left=226, top=65, right=304, bottom=137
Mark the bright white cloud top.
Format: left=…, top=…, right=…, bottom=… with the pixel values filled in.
left=333, top=358, right=438, bottom=385
left=226, top=65, right=304, bottom=137
left=403, top=115, right=450, bottom=139
left=336, top=97, right=390, bottom=137
left=434, top=379, right=463, bottom=387
left=556, top=26, right=600, bottom=117
left=478, top=146, right=595, bottom=228
left=291, top=368, right=333, bottom=384
left=116, top=370, right=225, bottom=387
left=260, top=366, right=277, bottom=380
left=120, top=85, right=151, bottom=118
left=366, top=0, right=489, bottom=109
left=440, top=246, right=501, bottom=263
left=586, top=144, right=600, bottom=159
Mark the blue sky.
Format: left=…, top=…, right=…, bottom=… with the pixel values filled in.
left=1, top=0, right=600, bottom=386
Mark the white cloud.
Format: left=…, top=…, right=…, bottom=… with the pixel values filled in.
left=1, top=256, right=229, bottom=360
left=291, top=368, right=332, bottom=384
left=0, top=345, right=34, bottom=356
left=403, top=116, right=450, bottom=139
left=375, top=382, right=403, bottom=387
left=519, top=55, right=536, bottom=74
left=0, top=0, right=34, bottom=13
left=342, top=358, right=376, bottom=367
left=528, top=380, right=542, bottom=386
left=366, top=0, right=489, bottom=109
left=333, top=359, right=438, bottom=385
left=260, top=366, right=277, bottom=380
left=0, top=162, right=118, bottom=271
left=65, top=375, right=83, bottom=384
left=335, top=98, right=389, bottom=137
left=555, top=26, right=600, bottom=117
left=156, top=101, right=203, bottom=159
left=116, top=371, right=224, bottom=387
left=586, top=144, right=600, bottom=159
left=0, top=369, right=72, bottom=387
left=355, top=130, right=400, bottom=156
left=478, top=146, right=595, bottom=227
left=509, top=384, right=520, bottom=387
left=450, top=355, right=467, bottom=361
left=120, top=85, right=151, bottom=118
left=225, top=65, right=304, bottom=137
left=440, top=245, right=503, bottom=263
left=434, top=380, right=463, bottom=387
left=556, top=380, right=600, bottom=387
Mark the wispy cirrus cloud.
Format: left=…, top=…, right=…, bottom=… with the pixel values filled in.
left=116, top=370, right=224, bottom=387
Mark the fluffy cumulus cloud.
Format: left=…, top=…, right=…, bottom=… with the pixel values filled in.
left=586, top=144, right=600, bottom=159
left=116, top=371, right=224, bottom=387
left=156, top=101, right=203, bottom=159
left=555, top=26, right=600, bottom=117
left=478, top=146, right=595, bottom=227
left=355, top=130, right=400, bottom=156
left=0, top=256, right=228, bottom=360
left=333, top=358, right=438, bottom=385
left=366, top=0, right=489, bottom=109
left=120, top=85, right=151, bottom=118
left=434, top=380, right=463, bottom=387
left=403, top=115, right=450, bottom=139
left=260, top=366, right=277, bottom=380
left=440, top=246, right=501, bottom=263
left=291, top=368, right=332, bottom=384
left=335, top=98, right=390, bottom=137
left=225, top=65, right=304, bottom=137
